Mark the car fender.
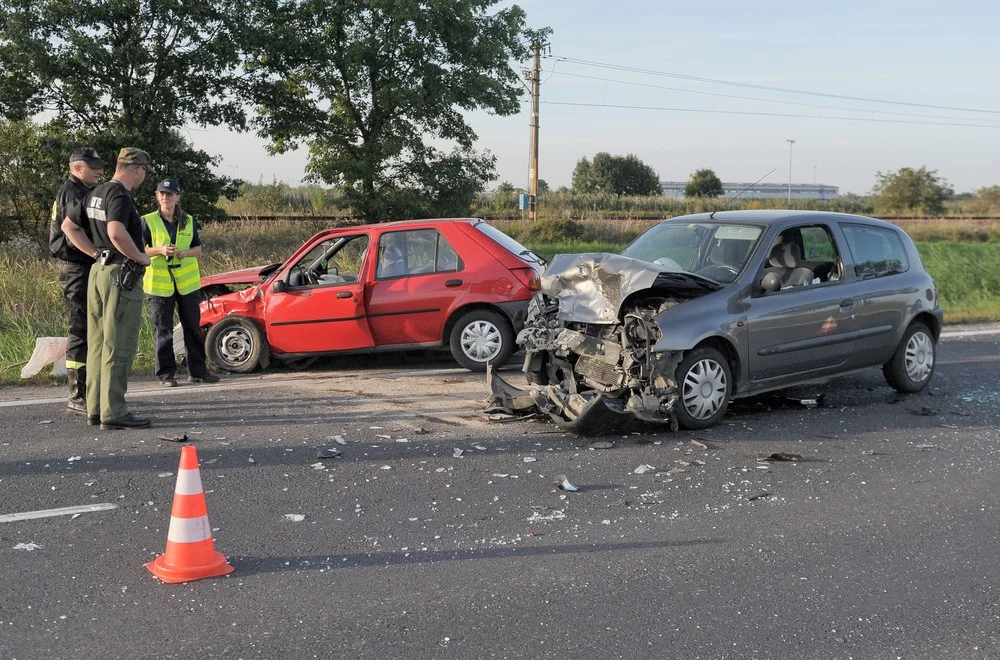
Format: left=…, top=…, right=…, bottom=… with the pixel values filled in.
left=199, top=286, right=265, bottom=329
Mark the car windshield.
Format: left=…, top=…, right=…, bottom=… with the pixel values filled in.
left=472, top=221, right=545, bottom=265
left=621, top=222, right=764, bottom=284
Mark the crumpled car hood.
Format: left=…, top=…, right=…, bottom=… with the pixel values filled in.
left=541, top=253, right=723, bottom=324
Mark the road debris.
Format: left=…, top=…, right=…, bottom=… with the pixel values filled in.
left=747, top=492, right=772, bottom=501
left=911, top=407, right=939, bottom=416
left=916, top=444, right=938, bottom=451
left=452, top=448, right=464, bottom=458
left=158, top=434, right=188, bottom=443
left=316, top=448, right=341, bottom=459
left=690, top=439, right=709, bottom=450
left=311, top=462, right=327, bottom=470
left=68, top=456, right=82, bottom=462
left=552, top=474, right=579, bottom=492
left=633, top=464, right=657, bottom=474
left=758, top=452, right=802, bottom=462
left=523, top=456, right=537, bottom=463
left=283, top=514, right=305, bottom=522
left=13, top=542, right=43, bottom=551
left=589, top=441, right=614, bottom=450
left=325, top=434, right=347, bottom=445
left=526, top=508, right=566, bottom=522
left=157, top=472, right=174, bottom=478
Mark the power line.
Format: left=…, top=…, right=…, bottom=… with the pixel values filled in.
left=545, top=55, right=1000, bottom=116
left=550, top=70, right=1000, bottom=126
left=542, top=100, right=1000, bottom=129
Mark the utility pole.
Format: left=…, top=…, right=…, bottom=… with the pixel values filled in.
left=786, top=139, right=795, bottom=203
left=527, top=42, right=542, bottom=222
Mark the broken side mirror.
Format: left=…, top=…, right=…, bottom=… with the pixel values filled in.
left=760, top=271, right=781, bottom=293
left=272, top=279, right=288, bottom=293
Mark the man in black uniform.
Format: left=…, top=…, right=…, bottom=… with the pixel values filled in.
left=50, top=147, right=108, bottom=415
left=62, top=148, right=153, bottom=430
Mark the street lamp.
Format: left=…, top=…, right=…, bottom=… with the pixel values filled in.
left=786, top=139, right=795, bottom=203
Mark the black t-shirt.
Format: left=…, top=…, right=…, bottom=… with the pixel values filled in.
left=83, top=180, right=144, bottom=256
left=141, top=212, right=202, bottom=248
left=49, top=175, right=95, bottom=264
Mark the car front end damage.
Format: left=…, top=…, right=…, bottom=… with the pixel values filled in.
left=487, top=253, right=721, bottom=434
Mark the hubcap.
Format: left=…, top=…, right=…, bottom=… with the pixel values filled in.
left=904, top=331, right=934, bottom=382
left=460, top=320, right=502, bottom=363
left=682, top=358, right=728, bottom=420
left=219, top=328, right=253, bottom=366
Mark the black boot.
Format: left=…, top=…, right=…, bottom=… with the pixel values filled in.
left=67, top=367, right=87, bottom=415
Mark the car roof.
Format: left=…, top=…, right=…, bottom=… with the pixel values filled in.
left=665, top=209, right=899, bottom=230
left=344, top=218, right=481, bottom=231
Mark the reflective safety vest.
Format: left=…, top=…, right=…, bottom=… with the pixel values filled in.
left=142, top=211, right=202, bottom=296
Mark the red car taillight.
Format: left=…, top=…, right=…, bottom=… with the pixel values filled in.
left=511, top=267, right=541, bottom=292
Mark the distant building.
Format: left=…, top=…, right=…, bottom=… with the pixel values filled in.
left=661, top=181, right=839, bottom=200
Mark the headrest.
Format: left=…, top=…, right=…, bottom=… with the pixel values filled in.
left=384, top=246, right=403, bottom=261
left=768, top=242, right=801, bottom=268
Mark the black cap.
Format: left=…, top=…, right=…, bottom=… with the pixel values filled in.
left=69, top=147, right=108, bottom=168
left=155, top=178, right=181, bottom=194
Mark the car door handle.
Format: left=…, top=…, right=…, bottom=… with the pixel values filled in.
left=336, top=291, right=353, bottom=299
left=445, top=279, right=463, bottom=287
left=839, top=299, right=855, bottom=312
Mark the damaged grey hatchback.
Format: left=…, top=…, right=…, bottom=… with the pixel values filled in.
left=488, top=210, right=943, bottom=433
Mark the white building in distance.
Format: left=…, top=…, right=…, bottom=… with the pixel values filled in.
left=660, top=181, right=839, bottom=200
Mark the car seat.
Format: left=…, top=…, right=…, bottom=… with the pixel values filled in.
left=380, top=246, right=405, bottom=278
left=764, top=242, right=814, bottom=288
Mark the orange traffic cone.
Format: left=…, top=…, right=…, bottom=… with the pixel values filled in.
left=146, top=445, right=235, bottom=583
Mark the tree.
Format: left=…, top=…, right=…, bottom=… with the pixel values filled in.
left=969, top=185, right=1000, bottom=215
left=872, top=167, right=953, bottom=216
left=571, top=152, right=661, bottom=196
left=246, top=0, right=549, bottom=222
left=684, top=168, right=724, bottom=198
left=0, top=0, right=247, bottom=220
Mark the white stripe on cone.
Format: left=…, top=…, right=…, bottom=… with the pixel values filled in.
left=174, top=468, right=203, bottom=496
left=167, top=515, right=213, bottom=544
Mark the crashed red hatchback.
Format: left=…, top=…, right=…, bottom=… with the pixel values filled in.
left=195, top=218, right=545, bottom=372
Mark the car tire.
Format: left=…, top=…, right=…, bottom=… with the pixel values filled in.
left=449, top=309, right=514, bottom=372
left=205, top=316, right=265, bottom=373
left=883, top=322, right=935, bottom=393
left=675, top=346, right=732, bottom=430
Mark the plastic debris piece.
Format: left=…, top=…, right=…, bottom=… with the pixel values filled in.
left=395, top=438, right=409, bottom=443
left=758, top=452, right=802, bottom=462
left=690, top=439, right=709, bottom=450
left=633, top=464, right=657, bottom=474
left=68, top=456, right=82, bottom=462
left=316, top=448, right=341, bottom=459
left=376, top=434, right=391, bottom=439
left=311, top=462, right=327, bottom=470
left=938, top=423, right=959, bottom=429
left=20, top=336, right=67, bottom=378
left=522, top=456, right=537, bottom=463
left=158, top=434, right=188, bottom=443
left=325, top=434, right=347, bottom=445
left=691, top=459, right=706, bottom=466
left=747, top=492, right=771, bottom=501
left=14, top=542, right=43, bottom=551
left=553, top=474, right=579, bottom=492
left=916, top=444, right=938, bottom=451
left=380, top=465, right=392, bottom=470
left=526, top=509, right=566, bottom=522
left=248, top=457, right=256, bottom=463
left=38, top=420, right=53, bottom=425
left=283, top=514, right=305, bottom=522
left=157, top=472, right=174, bottom=478
left=474, top=445, right=487, bottom=451
left=589, top=441, right=614, bottom=450
left=675, top=459, right=691, bottom=466
left=492, top=473, right=509, bottom=478
left=452, top=448, right=464, bottom=458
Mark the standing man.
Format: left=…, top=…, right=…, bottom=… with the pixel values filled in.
left=62, top=148, right=153, bottom=430
left=142, top=178, right=219, bottom=386
left=50, top=147, right=108, bottom=415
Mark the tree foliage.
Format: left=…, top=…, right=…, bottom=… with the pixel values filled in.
left=571, top=153, right=661, bottom=196
left=245, top=0, right=548, bottom=222
left=0, top=0, right=246, bottom=222
left=873, top=167, right=953, bottom=216
left=684, top=168, right=724, bottom=198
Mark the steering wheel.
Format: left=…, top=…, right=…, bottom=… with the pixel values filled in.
left=696, top=264, right=739, bottom=283
left=302, top=269, right=319, bottom=286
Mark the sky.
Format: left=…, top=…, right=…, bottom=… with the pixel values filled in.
left=192, top=0, right=1000, bottom=196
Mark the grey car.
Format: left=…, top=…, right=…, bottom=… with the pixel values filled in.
left=488, top=210, right=944, bottom=433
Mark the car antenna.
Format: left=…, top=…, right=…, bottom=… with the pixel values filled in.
left=709, top=168, right=777, bottom=219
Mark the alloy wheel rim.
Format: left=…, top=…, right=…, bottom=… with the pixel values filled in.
left=460, top=320, right=502, bottom=362
left=682, top=358, right=728, bottom=420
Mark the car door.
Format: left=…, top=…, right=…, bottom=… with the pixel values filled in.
left=263, top=233, right=375, bottom=354
left=366, top=228, right=465, bottom=345
left=746, top=224, right=859, bottom=382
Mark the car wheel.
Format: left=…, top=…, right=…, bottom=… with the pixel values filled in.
left=883, top=322, right=935, bottom=393
left=675, top=347, right=732, bottom=430
left=205, top=316, right=265, bottom=373
left=449, top=309, right=514, bottom=372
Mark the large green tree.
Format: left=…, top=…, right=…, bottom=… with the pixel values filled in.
left=571, top=152, right=661, bottom=196
left=0, top=0, right=247, bottom=220
left=245, top=0, right=547, bottom=221
left=872, top=167, right=953, bottom=216
left=684, top=168, right=724, bottom=198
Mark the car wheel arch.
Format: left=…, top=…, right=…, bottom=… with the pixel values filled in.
left=442, top=303, right=513, bottom=343
left=684, top=336, right=743, bottom=394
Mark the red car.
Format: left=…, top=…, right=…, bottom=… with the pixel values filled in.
left=194, top=218, right=545, bottom=372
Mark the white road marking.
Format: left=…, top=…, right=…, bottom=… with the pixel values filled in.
left=940, top=328, right=1000, bottom=338
left=0, top=502, right=118, bottom=523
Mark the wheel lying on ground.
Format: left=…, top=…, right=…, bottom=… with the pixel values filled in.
left=449, top=309, right=514, bottom=372
left=674, top=346, right=732, bottom=430
left=205, top=316, right=265, bottom=373
left=883, top=322, right=935, bottom=393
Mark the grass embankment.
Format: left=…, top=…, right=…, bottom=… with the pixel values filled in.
left=1, top=218, right=997, bottom=386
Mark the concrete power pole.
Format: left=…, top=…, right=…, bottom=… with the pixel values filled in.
left=527, top=42, right=542, bottom=222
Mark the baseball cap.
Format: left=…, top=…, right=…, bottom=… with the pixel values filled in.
left=117, top=147, right=154, bottom=170
left=69, top=147, right=108, bottom=168
left=155, top=178, right=181, bottom=194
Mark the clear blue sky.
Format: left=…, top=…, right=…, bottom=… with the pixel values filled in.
left=195, top=0, right=1000, bottom=196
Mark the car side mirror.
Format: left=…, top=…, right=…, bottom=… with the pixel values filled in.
left=761, top=272, right=781, bottom=293
left=272, top=279, right=288, bottom=293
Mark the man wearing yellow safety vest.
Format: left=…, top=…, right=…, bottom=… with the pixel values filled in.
left=141, top=178, right=219, bottom=387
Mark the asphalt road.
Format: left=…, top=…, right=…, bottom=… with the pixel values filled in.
left=1, top=330, right=999, bottom=659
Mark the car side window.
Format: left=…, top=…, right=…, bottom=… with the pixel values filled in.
left=761, top=226, right=841, bottom=292
left=377, top=229, right=463, bottom=279
left=841, top=223, right=909, bottom=280
left=288, top=235, right=369, bottom=287
left=799, top=226, right=842, bottom=283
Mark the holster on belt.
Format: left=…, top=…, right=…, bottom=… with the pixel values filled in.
left=114, top=258, right=146, bottom=291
